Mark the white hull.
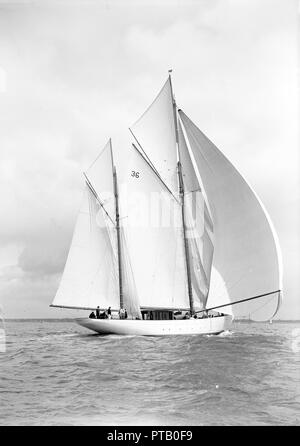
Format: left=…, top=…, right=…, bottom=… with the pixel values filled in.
left=76, top=315, right=232, bottom=336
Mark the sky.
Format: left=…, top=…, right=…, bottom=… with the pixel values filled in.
left=0, top=0, right=299, bottom=319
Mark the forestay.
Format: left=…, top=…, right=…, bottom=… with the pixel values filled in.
left=179, top=110, right=282, bottom=321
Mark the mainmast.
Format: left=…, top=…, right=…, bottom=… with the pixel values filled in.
left=169, top=71, right=194, bottom=315
left=111, top=140, right=124, bottom=310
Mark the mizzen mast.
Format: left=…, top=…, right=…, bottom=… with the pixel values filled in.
left=169, top=70, right=194, bottom=315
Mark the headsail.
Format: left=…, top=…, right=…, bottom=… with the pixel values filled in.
left=52, top=185, right=119, bottom=310
left=179, top=109, right=282, bottom=321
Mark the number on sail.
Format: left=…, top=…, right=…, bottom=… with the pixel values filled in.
left=131, top=171, right=140, bottom=178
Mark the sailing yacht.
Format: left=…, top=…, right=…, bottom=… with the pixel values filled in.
left=51, top=73, right=282, bottom=336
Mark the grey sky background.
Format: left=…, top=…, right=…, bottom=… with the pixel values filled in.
left=0, top=0, right=298, bottom=319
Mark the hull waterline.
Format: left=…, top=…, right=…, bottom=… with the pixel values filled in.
left=76, top=315, right=232, bottom=336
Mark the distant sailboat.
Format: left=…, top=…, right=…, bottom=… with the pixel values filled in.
left=51, top=74, right=282, bottom=335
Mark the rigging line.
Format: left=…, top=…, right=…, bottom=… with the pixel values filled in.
left=129, top=128, right=159, bottom=174
left=169, top=73, right=194, bottom=315
left=179, top=110, right=223, bottom=168
left=177, top=114, right=215, bottom=233
left=50, top=304, right=120, bottom=312
left=196, top=289, right=281, bottom=313
left=269, top=291, right=282, bottom=320
left=86, top=140, right=111, bottom=172
left=250, top=293, right=280, bottom=316
left=83, top=173, right=115, bottom=226
left=123, top=238, right=142, bottom=317
left=131, top=143, right=180, bottom=204
left=85, top=221, right=117, bottom=308
left=206, top=268, right=253, bottom=306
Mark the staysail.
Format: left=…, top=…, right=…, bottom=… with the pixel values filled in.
left=179, top=109, right=282, bottom=321
left=119, top=227, right=142, bottom=319
left=122, top=145, right=190, bottom=310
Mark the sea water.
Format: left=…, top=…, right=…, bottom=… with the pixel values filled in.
left=0, top=320, right=299, bottom=426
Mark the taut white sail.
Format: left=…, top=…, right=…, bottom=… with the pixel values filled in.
left=52, top=185, right=119, bottom=310
left=179, top=109, right=282, bottom=321
left=119, top=227, right=142, bottom=319
left=84, top=140, right=115, bottom=222
left=123, top=145, right=190, bottom=310
left=52, top=140, right=142, bottom=318
left=130, top=78, right=178, bottom=197
left=129, top=77, right=218, bottom=313
left=178, top=118, right=214, bottom=311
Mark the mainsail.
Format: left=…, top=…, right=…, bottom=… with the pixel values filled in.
left=128, top=76, right=215, bottom=313
left=179, top=109, right=282, bottom=321
left=122, top=145, right=190, bottom=310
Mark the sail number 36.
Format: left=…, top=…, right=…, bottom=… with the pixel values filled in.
left=131, top=171, right=140, bottom=178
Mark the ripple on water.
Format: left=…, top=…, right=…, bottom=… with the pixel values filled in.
left=1, top=320, right=300, bottom=425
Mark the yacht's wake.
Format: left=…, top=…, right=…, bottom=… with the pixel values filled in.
left=206, top=330, right=234, bottom=338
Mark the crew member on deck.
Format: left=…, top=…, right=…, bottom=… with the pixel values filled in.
left=96, top=306, right=100, bottom=319
left=107, top=307, right=112, bottom=319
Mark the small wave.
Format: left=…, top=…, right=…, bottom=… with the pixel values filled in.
left=218, top=330, right=234, bottom=337
left=37, top=333, right=78, bottom=342
left=205, top=330, right=234, bottom=338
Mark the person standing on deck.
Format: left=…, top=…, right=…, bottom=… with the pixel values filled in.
left=107, top=307, right=112, bottom=319
left=96, top=306, right=100, bottom=319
